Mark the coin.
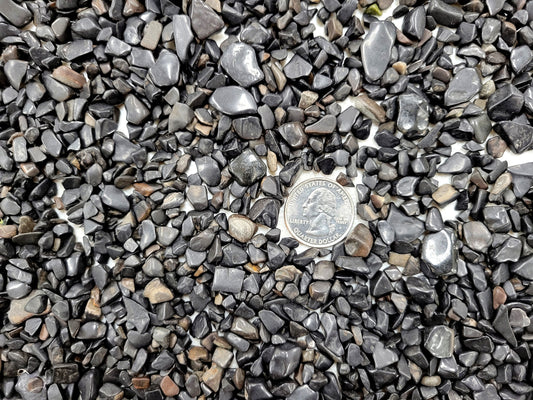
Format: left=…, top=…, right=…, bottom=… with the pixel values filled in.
left=284, top=178, right=354, bottom=247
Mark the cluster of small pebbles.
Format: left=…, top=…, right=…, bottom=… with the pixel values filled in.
left=1, top=0, right=533, bottom=399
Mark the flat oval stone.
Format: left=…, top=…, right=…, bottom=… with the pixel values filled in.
left=220, top=42, right=264, bottom=87
left=361, top=21, right=396, bottom=81
left=148, top=50, right=181, bottom=87
left=421, top=228, right=457, bottom=275
left=228, top=214, right=258, bottom=242
left=444, top=68, right=481, bottom=106
left=209, top=86, right=257, bottom=115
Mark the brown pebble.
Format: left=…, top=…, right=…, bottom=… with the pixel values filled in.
left=27, top=377, right=44, bottom=393
left=392, top=61, right=407, bottom=75
left=160, top=375, right=180, bottom=397
left=493, top=286, right=507, bottom=309
left=18, top=215, right=35, bottom=234
left=188, top=346, right=210, bottom=362
left=432, top=184, right=459, bottom=205
left=0, top=225, right=17, bottom=238
left=345, top=223, right=373, bottom=257
left=52, top=66, right=87, bottom=89
left=123, top=0, right=145, bottom=16
left=202, top=365, right=223, bottom=392
left=143, top=278, right=173, bottom=304
left=487, top=136, right=507, bottom=158
left=132, top=377, right=150, bottom=390
left=267, top=150, right=277, bottom=173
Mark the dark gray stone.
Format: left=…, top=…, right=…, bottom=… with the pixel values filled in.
left=220, top=42, right=264, bottom=87
left=209, top=86, right=257, bottom=115
left=444, top=68, right=481, bottom=106
left=229, top=149, right=266, bottom=186
left=361, top=21, right=396, bottom=81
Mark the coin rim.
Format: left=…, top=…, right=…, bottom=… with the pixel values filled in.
left=284, top=178, right=355, bottom=248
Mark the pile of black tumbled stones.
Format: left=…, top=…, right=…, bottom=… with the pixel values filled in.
left=0, top=0, right=533, bottom=399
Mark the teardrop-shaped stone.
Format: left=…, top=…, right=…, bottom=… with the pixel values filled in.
left=361, top=21, right=396, bottom=82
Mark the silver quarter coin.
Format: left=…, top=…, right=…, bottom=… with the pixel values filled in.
left=284, top=178, right=354, bottom=247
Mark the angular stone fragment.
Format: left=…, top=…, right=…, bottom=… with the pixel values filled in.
left=510, top=45, right=532, bottom=74
left=278, top=122, right=307, bottom=149
left=487, top=84, right=524, bottom=121
left=373, top=342, right=398, bottom=368
left=397, top=93, right=429, bottom=134
left=0, top=225, right=17, bottom=238
left=344, top=224, right=373, bottom=258
left=0, top=0, right=32, bottom=27
left=202, top=365, right=223, bottom=392
left=231, top=317, right=259, bottom=339
left=124, top=297, right=150, bottom=332
left=463, top=221, right=492, bottom=252
left=52, top=65, right=86, bottom=89
left=4, top=60, right=27, bottom=90
left=444, top=68, right=481, bottom=106
left=220, top=42, right=264, bottom=87
left=196, top=156, right=221, bottom=186
left=143, top=278, right=173, bottom=304
left=269, top=344, right=302, bottom=380
left=305, top=115, right=336, bottom=135
left=169, top=102, right=194, bottom=132
left=105, top=36, right=131, bottom=56
left=229, top=149, right=266, bottom=186
left=248, top=198, right=281, bottom=228
left=437, top=153, right=472, bottom=174
left=425, top=325, right=455, bottom=358
left=140, top=20, right=162, bottom=50
left=212, top=267, right=245, bottom=293
left=173, top=15, right=194, bottom=61
left=125, top=94, right=150, bottom=125
left=190, top=0, right=224, bottom=40
left=402, top=6, right=426, bottom=40
left=233, top=116, right=262, bottom=140
left=209, top=86, right=257, bottom=115
left=353, top=93, right=386, bottom=123
left=387, top=205, right=425, bottom=242
left=421, top=228, right=457, bottom=275
left=284, top=55, right=313, bottom=80
left=493, top=305, right=518, bottom=347
left=101, top=185, right=129, bottom=212
left=511, top=255, right=533, bottom=280
left=487, top=0, right=505, bottom=15
left=432, top=184, right=458, bottom=205
left=497, top=121, right=533, bottom=154
left=361, top=21, right=396, bottom=81
left=53, top=363, right=80, bottom=384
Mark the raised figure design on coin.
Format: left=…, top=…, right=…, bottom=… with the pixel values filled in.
left=285, top=178, right=354, bottom=247
left=302, top=188, right=337, bottom=236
